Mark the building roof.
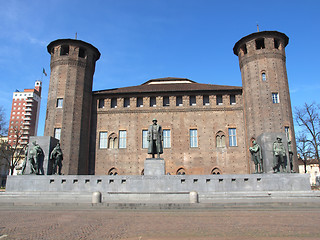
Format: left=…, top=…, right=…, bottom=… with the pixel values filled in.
left=93, top=77, right=242, bottom=96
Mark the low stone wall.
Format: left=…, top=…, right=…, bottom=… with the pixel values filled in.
left=6, top=173, right=310, bottom=193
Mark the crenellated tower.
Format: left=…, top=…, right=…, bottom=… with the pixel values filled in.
left=233, top=31, right=297, bottom=172
left=45, top=39, right=100, bottom=174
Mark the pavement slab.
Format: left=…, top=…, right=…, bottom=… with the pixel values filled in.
left=0, top=206, right=320, bottom=240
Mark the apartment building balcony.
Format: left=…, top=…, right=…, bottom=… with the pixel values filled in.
left=23, top=121, right=31, bottom=126
left=23, top=117, right=31, bottom=121
left=22, top=126, right=30, bottom=130
left=21, top=136, right=29, bottom=140
left=25, top=103, right=33, bottom=107
left=24, top=112, right=32, bottom=116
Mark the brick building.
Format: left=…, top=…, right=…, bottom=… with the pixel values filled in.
left=44, top=30, right=297, bottom=175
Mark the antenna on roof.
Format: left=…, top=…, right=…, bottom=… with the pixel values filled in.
left=256, top=23, right=260, bottom=32
left=75, top=32, right=77, bottom=39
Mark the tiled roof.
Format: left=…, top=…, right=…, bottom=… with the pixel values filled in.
left=93, top=77, right=242, bottom=95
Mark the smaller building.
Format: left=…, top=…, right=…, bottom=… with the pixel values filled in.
left=298, top=158, right=319, bottom=185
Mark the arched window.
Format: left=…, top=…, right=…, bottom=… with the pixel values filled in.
left=261, top=71, right=266, bottom=81
left=176, top=168, right=186, bottom=175
left=108, top=133, right=118, bottom=149
left=216, top=131, right=226, bottom=148
left=108, top=168, right=118, bottom=175
left=211, top=167, right=222, bottom=175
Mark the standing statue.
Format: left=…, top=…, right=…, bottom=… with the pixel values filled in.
left=147, top=118, right=163, bottom=158
left=272, top=137, right=287, bottom=173
left=249, top=140, right=263, bottom=173
left=50, top=143, right=63, bottom=175
left=28, top=141, right=44, bottom=175
left=288, top=140, right=295, bottom=173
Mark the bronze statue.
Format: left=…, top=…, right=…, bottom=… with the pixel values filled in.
left=272, top=137, right=287, bottom=173
left=147, top=118, right=163, bottom=158
left=288, top=140, right=295, bottom=173
left=249, top=140, right=263, bottom=173
left=28, top=141, right=44, bottom=175
left=50, top=143, right=63, bottom=175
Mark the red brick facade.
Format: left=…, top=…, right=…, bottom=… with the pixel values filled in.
left=44, top=31, right=297, bottom=175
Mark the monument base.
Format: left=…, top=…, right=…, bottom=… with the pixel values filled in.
left=144, top=158, right=165, bottom=175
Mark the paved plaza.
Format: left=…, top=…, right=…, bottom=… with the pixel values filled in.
left=0, top=205, right=320, bottom=240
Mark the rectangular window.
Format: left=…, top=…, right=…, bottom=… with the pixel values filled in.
left=99, top=132, right=108, bottom=149
left=216, top=95, right=223, bottom=105
left=54, top=128, right=61, bottom=140
left=256, top=38, right=265, bottom=49
left=228, top=128, right=237, bottom=147
left=176, top=96, right=183, bottom=106
left=142, top=130, right=148, bottom=148
left=203, top=95, right=209, bottom=106
left=150, top=97, right=156, bottom=107
left=190, top=96, right=196, bottom=106
left=230, top=95, right=236, bottom=105
left=56, top=98, right=63, bottom=108
left=163, top=129, right=171, bottom=148
left=124, top=98, right=130, bottom=108
left=79, top=47, right=86, bottom=58
left=274, top=38, right=280, bottom=49
left=98, top=99, right=104, bottom=108
left=272, top=93, right=279, bottom=103
left=163, top=96, right=170, bottom=107
left=111, top=98, right=117, bottom=108
left=190, top=129, right=198, bottom=148
left=285, top=126, right=290, bottom=141
left=137, top=97, right=143, bottom=107
left=60, top=45, right=69, bottom=55
left=119, top=130, right=127, bottom=148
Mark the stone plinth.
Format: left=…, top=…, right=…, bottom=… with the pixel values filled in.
left=144, top=158, right=165, bottom=175
left=6, top=173, right=311, bottom=193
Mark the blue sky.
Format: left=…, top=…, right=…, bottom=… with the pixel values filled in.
left=0, top=0, right=319, bottom=136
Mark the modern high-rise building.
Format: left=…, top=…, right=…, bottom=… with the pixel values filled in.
left=8, top=81, right=42, bottom=147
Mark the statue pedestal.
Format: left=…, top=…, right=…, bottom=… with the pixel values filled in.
left=144, top=158, right=165, bottom=176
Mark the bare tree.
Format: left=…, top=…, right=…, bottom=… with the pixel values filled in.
left=295, top=102, right=320, bottom=166
left=296, top=133, right=312, bottom=173
left=0, top=126, right=26, bottom=175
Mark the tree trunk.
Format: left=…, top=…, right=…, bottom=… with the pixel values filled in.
left=10, top=166, right=14, bottom=175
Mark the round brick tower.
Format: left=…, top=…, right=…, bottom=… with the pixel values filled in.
left=233, top=31, right=297, bottom=172
left=45, top=39, right=100, bottom=175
